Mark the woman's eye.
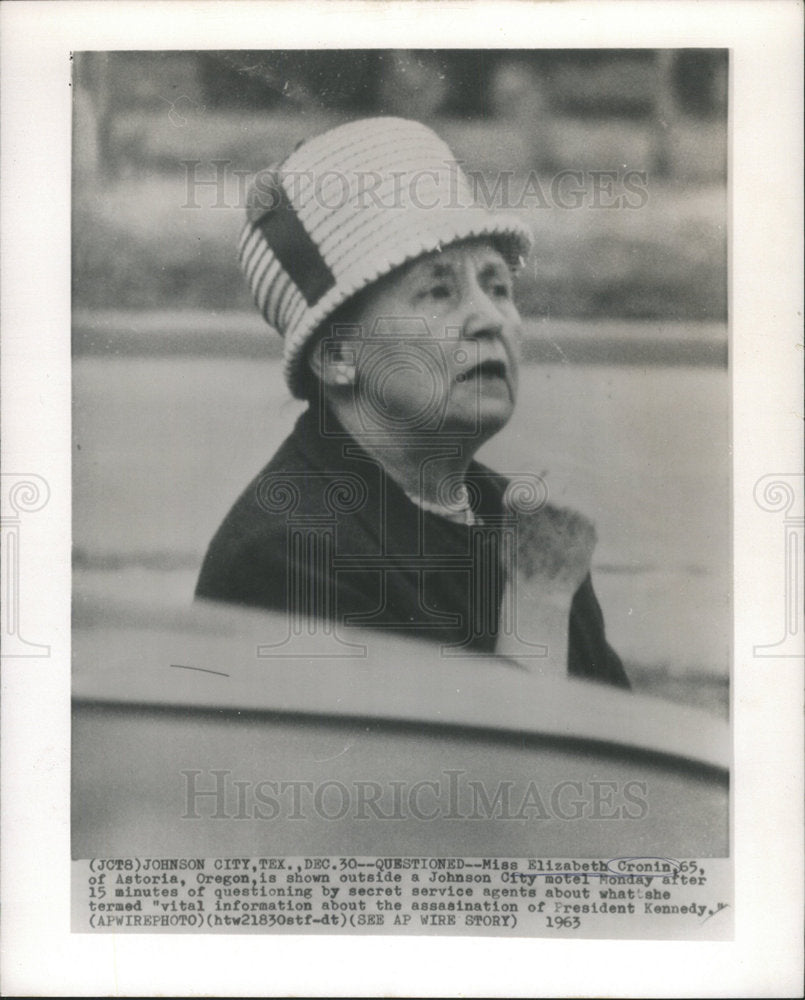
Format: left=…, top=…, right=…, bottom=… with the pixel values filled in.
left=491, top=281, right=511, bottom=298
left=428, top=284, right=451, bottom=300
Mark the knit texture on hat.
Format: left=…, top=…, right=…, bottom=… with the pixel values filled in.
left=238, top=117, right=534, bottom=397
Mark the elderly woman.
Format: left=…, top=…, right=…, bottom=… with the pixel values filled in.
left=196, top=117, right=628, bottom=688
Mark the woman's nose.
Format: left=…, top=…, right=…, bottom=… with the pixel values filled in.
left=458, top=287, right=505, bottom=341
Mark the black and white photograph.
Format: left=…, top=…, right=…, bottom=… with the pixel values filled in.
left=70, top=44, right=732, bottom=929
left=1, top=1, right=802, bottom=996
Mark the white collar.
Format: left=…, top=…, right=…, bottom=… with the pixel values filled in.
left=403, top=483, right=478, bottom=526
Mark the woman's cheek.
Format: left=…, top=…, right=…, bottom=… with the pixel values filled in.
left=508, top=360, right=520, bottom=404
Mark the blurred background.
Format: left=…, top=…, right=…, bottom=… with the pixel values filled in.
left=72, top=50, right=729, bottom=713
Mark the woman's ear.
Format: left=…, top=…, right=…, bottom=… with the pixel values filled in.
left=307, top=333, right=357, bottom=387
left=306, top=291, right=367, bottom=389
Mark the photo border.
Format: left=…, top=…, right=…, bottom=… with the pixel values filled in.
left=2, top=1, right=802, bottom=996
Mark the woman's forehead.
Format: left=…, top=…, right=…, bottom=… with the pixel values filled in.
left=410, top=238, right=507, bottom=273
left=387, top=239, right=509, bottom=287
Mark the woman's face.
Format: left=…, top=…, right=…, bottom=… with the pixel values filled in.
left=344, top=239, right=522, bottom=441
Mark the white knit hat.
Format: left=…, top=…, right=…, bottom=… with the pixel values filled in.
left=238, top=116, right=533, bottom=397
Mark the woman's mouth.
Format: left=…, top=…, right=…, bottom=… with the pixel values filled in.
left=458, top=358, right=508, bottom=383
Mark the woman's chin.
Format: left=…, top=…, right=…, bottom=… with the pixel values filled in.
left=442, top=392, right=515, bottom=439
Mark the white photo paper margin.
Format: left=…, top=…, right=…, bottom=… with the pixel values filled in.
left=1, top=0, right=802, bottom=996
